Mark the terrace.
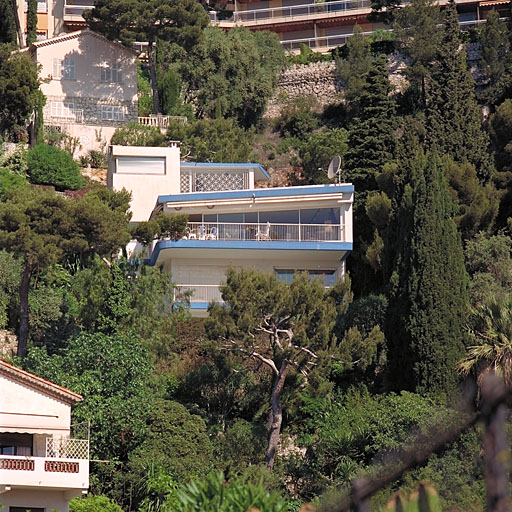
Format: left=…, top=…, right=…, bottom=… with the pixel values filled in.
left=0, top=437, right=89, bottom=491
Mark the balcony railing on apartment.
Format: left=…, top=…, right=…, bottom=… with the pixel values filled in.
left=175, top=284, right=223, bottom=304
left=63, top=0, right=93, bottom=17
left=211, top=0, right=371, bottom=24
left=138, top=115, right=187, bottom=129
left=182, top=222, right=344, bottom=242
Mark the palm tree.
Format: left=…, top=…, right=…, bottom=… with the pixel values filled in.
left=458, top=295, right=512, bottom=387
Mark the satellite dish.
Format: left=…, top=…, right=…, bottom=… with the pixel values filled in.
left=327, top=155, right=342, bottom=180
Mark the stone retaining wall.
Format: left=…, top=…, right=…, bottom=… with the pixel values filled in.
left=0, top=330, right=17, bottom=358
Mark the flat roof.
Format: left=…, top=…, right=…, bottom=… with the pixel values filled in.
left=158, top=183, right=354, bottom=205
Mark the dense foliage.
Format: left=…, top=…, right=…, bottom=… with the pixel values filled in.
left=3, top=1, right=512, bottom=510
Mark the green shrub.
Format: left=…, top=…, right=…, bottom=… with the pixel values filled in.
left=88, top=150, right=107, bottom=168
left=70, top=494, right=124, bottom=512
left=26, top=143, right=84, bottom=190
left=111, top=122, right=166, bottom=147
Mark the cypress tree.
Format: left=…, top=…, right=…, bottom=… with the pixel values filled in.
left=386, top=151, right=469, bottom=395
left=344, top=54, right=396, bottom=294
left=344, top=54, right=396, bottom=193
left=26, top=0, right=37, bottom=46
left=0, top=0, right=16, bottom=45
left=425, top=0, right=493, bottom=181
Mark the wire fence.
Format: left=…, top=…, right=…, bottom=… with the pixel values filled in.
left=320, top=374, right=509, bottom=512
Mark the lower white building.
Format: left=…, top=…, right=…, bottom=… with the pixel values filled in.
left=108, top=144, right=353, bottom=316
left=0, top=360, right=89, bottom=512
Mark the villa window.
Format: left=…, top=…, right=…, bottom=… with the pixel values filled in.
left=10, top=508, right=45, bottom=512
left=0, top=433, right=33, bottom=456
left=101, top=61, right=123, bottom=83
left=101, top=105, right=125, bottom=121
left=50, top=101, right=75, bottom=118
left=52, top=58, right=76, bottom=80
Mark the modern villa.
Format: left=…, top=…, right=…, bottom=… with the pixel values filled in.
left=108, top=144, right=353, bottom=316
left=0, top=360, right=89, bottom=512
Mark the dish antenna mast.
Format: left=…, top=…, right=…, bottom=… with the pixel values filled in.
left=327, top=155, right=342, bottom=183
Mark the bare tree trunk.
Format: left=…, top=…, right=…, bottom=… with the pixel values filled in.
left=11, top=0, right=24, bottom=47
left=17, top=262, right=33, bottom=357
left=265, top=362, right=289, bottom=471
left=147, top=41, right=161, bottom=115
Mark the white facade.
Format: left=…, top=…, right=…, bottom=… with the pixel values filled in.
left=0, top=360, right=89, bottom=512
left=108, top=145, right=353, bottom=316
left=28, top=30, right=138, bottom=156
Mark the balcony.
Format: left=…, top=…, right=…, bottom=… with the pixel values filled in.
left=63, top=0, right=93, bottom=21
left=182, top=221, right=344, bottom=242
left=138, top=115, right=187, bottom=130
left=175, top=284, right=223, bottom=304
left=0, top=438, right=89, bottom=490
left=212, top=0, right=372, bottom=26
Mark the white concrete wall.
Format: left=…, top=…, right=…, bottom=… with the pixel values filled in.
left=0, top=374, right=72, bottom=437
left=0, top=488, right=80, bottom=512
left=108, top=145, right=181, bottom=222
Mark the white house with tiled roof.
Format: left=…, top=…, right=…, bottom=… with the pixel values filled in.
left=28, top=29, right=138, bottom=155
left=0, top=360, right=89, bottom=512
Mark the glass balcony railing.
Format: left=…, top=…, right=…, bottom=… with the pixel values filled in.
left=180, top=222, right=344, bottom=242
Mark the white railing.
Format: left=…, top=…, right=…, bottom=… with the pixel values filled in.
left=175, top=284, right=223, bottom=303
left=138, top=115, right=187, bottom=129
left=46, top=437, right=89, bottom=460
left=63, top=0, right=93, bottom=16
left=212, top=0, right=371, bottom=24
left=183, top=222, right=343, bottom=242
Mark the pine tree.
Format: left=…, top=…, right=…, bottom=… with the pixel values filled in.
left=386, top=151, right=469, bottom=395
left=425, top=0, right=493, bottom=181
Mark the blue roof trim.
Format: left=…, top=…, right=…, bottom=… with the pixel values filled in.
left=180, top=161, right=270, bottom=180
left=146, top=239, right=353, bottom=266
left=158, top=184, right=354, bottom=205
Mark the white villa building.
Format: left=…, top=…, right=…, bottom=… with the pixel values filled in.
left=0, top=360, right=89, bottom=512
left=108, top=144, right=353, bottom=316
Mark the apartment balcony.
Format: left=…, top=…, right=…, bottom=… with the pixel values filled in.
left=0, top=438, right=89, bottom=491
left=182, top=221, right=344, bottom=242
left=63, top=0, right=93, bottom=22
left=175, top=284, right=223, bottom=305
left=212, top=0, right=372, bottom=28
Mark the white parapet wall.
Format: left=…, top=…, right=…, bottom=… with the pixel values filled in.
left=108, top=144, right=181, bottom=222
